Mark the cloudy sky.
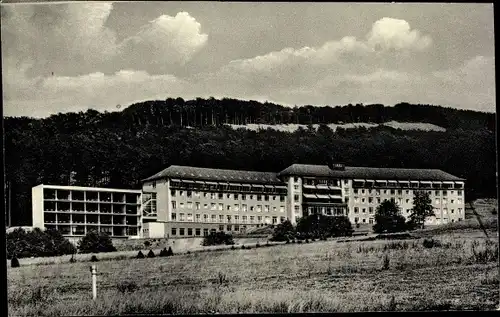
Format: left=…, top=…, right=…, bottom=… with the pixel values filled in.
left=1, top=2, right=495, bottom=118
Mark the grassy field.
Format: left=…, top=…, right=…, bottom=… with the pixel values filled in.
left=7, top=228, right=499, bottom=315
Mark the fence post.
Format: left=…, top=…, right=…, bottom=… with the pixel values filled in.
left=90, top=265, right=97, bottom=300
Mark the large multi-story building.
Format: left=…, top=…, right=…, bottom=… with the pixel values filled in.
left=32, top=185, right=143, bottom=242
left=31, top=163, right=466, bottom=240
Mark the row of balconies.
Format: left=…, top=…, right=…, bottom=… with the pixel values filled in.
left=170, top=217, right=286, bottom=224
left=43, top=209, right=139, bottom=215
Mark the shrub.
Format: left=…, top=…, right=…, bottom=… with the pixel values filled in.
left=136, top=251, right=145, bottom=259
left=187, top=251, right=191, bottom=255
left=266, top=241, right=270, bottom=246
left=297, top=240, right=302, bottom=244
left=117, top=281, right=138, bottom=293
left=373, top=200, right=407, bottom=234
left=231, top=245, right=235, bottom=250
left=491, top=208, right=497, bottom=215
left=159, top=248, right=167, bottom=257
left=471, top=241, right=498, bottom=264
left=166, top=247, right=174, bottom=256
left=296, top=214, right=354, bottom=239
left=382, top=254, right=390, bottom=270
left=6, top=228, right=76, bottom=259
left=77, top=230, right=116, bottom=254
left=90, top=255, right=99, bottom=262
left=144, top=241, right=151, bottom=247
left=422, top=238, right=441, bottom=249
left=11, top=256, right=20, bottom=268
left=241, top=245, right=246, bottom=250
left=202, top=232, right=235, bottom=246
left=285, top=240, right=289, bottom=244
left=305, top=239, right=309, bottom=243
left=147, top=250, right=155, bottom=258
left=69, top=254, right=76, bottom=263
left=270, top=220, right=296, bottom=241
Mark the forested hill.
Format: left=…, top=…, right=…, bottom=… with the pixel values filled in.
left=4, top=98, right=496, bottom=226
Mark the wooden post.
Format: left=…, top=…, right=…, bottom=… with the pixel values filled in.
left=90, top=265, right=97, bottom=300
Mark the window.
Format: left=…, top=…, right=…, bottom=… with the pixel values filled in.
left=235, top=194, right=240, bottom=200
left=398, top=190, right=402, bottom=195
left=451, top=191, right=454, bottom=195
left=398, top=198, right=402, bottom=204
left=280, top=196, right=285, bottom=202
left=354, top=207, right=359, bottom=213
left=436, top=199, right=440, bottom=204
left=250, top=216, right=255, bottom=223
left=210, top=193, right=216, bottom=199
left=369, top=218, right=374, bottom=224
left=273, top=206, right=277, bottom=212
left=354, top=217, right=359, bottom=223
left=294, top=185, right=299, bottom=190
left=451, top=199, right=455, bottom=204
left=218, top=203, right=223, bottom=210
left=179, top=203, right=185, bottom=209
left=171, top=228, right=177, bottom=235
left=250, top=206, right=254, bottom=211
left=458, top=190, right=463, bottom=196
left=273, top=196, right=277, bottom=201
left=187, top=191, right=192, bottom=198
left=458, top=208, right=463, bottom=214
left=242, top=194, right=246, bottom=200
left=171, top=190, right=176, bottom=197
left=354, top=197, right=359, bottom=203
left=195, top=214, right=200, bottom=222
left=390, top=189, right=395, bottom=195
left=442, top=190, right=447, bottom=196
left=203, top=228, right=209, bottom=236
left=187, top=213, right=193, bottom=221
left=406, top=199, right=410, bottom=203
left=235, top=225, right=240, bottom=231
left=384, top=190, right=387, bottom=194
left=265, top=195, right=269, bottom=201
left=227, top=205, right=231, bottom=211
left=196, top=202, right=200, bottom=210
left=354, top=189, right=358, bottom=194
left=152, top=181, right=156, bottom=189
left=242, top=204, right=247, bottom=212
left=235, top=215, right=239, bottom=222
left=451, top=209, right=454, bottom=214
left=362, top=208, right=366, bottom=213
left=219, top=215, right=224, bottom=222
left=234, top=204, right=239, bottom=211
left=294, top=177, right=299, bottom=182
left=377, top=198, right=381, bottom=203
left=219, top=225, right=224, bottom=231
left=227, top=225, right=232, bottom=231
left=361, top=189, right=365, bottom=194
left=211, top=203, right=216, bottom=210
left=172, top=201, right=177, bottom=209
left=272, top=216, right=277, bottom=224
left=225, top=193, right=231, bottom=199
left=362, top=218, right=366, bottom=223
left=294, top=205, right=300, bottom=212
left=204, top=204, right=208, bottom=209
left=204, top=214, right=208, bottom=222
left=362, top=198, right=366, bottom=203
left=187, top=228, right=193, bottom=236
left=179, top=213, right=185, bottom=221
left=218, top=193, right=223, bottom=199
left=405, top=190, right=409, bottom=195
left=369, top=207, right=374, bottom=214
left=211, top=214, right=216, bottom=222
left=264, top=205, right=270, bottom=212
left=187, top=202, right=193, bottom=209
left=458, top=198, right=463, bottom=204
left=194, top=191, right=200, bottom=197
left=195, top=228, right=201, bottom=236
left=179, top=191, right=184, bottom=196
left=368, top=197, right=373, bottom=203
left=258, top=216, right=263, bottom=222
left=250, top=195, right=254, bottom=200
left=203, top=192, right=208, bottom=198
left=179, top=228, right=185, bottom=236
left=443, top=198, right=447, bottom=204
left=257, top=195, right=262, bottom=201
left=227, top=215, right=232, bottom=223
left=242, top=216, right=247, bottom=223
left=257, top=205, right=262, bottom=212
left=280, top=206, right=285, bottom=213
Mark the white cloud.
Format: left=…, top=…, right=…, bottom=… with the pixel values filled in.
left=1, top=4, right=208, bottom=76
left=366, top=17, right=432, bottom=51
left=117, top=12, right=208, bottom=69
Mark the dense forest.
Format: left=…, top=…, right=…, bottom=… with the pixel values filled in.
left=4, top=98, right=497, bottom=226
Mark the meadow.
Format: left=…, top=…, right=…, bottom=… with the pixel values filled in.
left=7, top=229, right=499, bottom=316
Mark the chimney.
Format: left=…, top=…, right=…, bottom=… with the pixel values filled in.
left=328, top=160, right=345, bottom=171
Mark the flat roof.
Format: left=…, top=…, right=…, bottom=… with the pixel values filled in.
left=33, top=184, right=142, bottom=193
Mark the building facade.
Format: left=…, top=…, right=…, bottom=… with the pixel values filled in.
left=32, top=185, right=142, bottom=242
left=31, top=163, right=466, bottom=240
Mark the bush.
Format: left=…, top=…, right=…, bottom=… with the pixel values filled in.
left=159, top=248, right=167, bottom=257
left=187, top=251, right=191, bottom=255
left=69, top=254, right=76, bottom=263
left=491, top=208, right=497, bottom=215
left=241, top=245, right=246, bottom=250
left=166, top=247, right=174, bottom=256
left=422, top=238, right=441, bottom=249
left=270, top=220, right=296, bottom=242
left=296, top=215, right=354, bottom=239
left=6, top=228, right=76, bottom=259
left=117, top=281, right=138, bottom=293
left=11, top=256, right=20, bottom=268
left=256, top=243, right=260, bottom=248
left=373, top=201, right=407, bottom=234
left=90, top=255, right=99, bottom=262
left=231, top=245, right=235, bottom=250
left=144, top=241, right=151, bottom=247
left=305, top=239, right=310, bottom=243
left=202, top=232, right=235, bottom=246
left=147, top=250, right=155, bottom=258
left=382, top=254, right=390, bottom=270
left=77, top=230, right=116, bottom=254
left=136, top=251, right=145, bottom=259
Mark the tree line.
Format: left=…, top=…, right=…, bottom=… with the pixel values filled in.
left=4, top=99, right=496, bottom=226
